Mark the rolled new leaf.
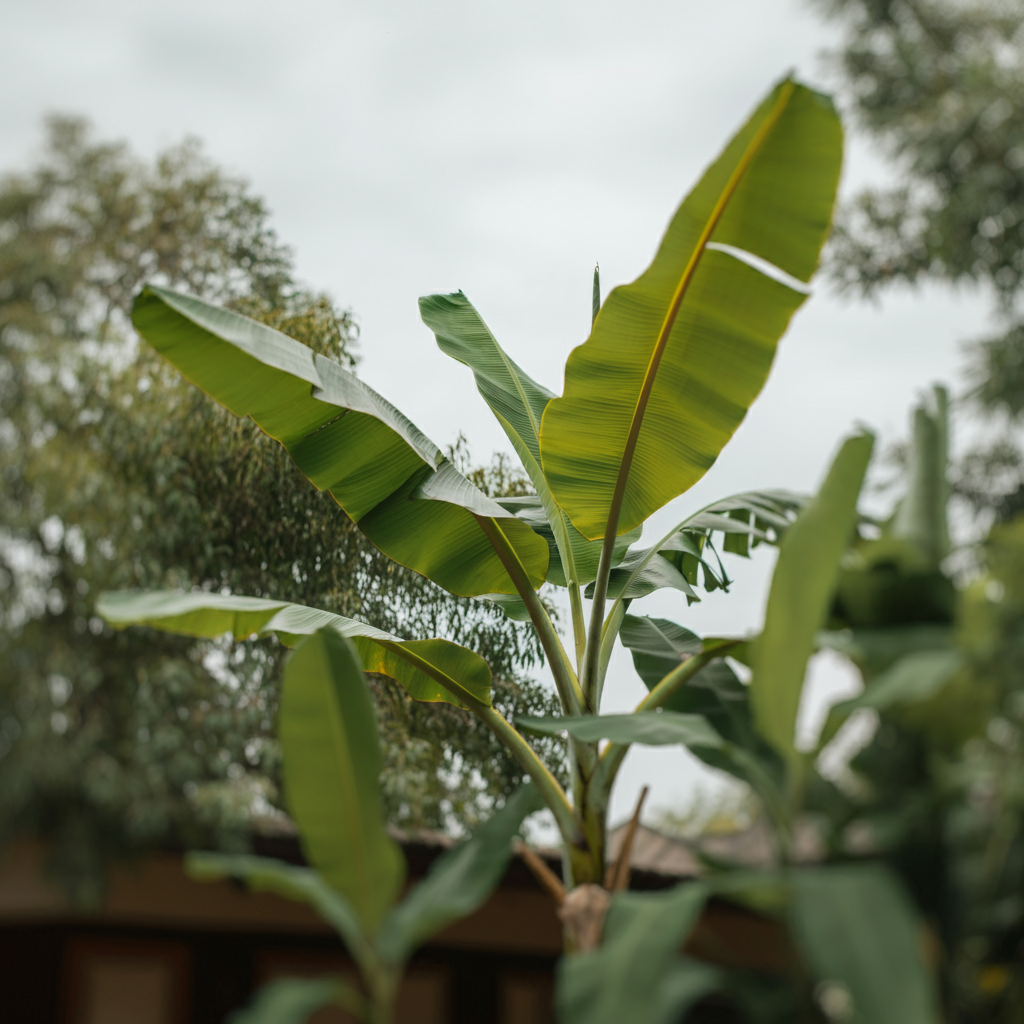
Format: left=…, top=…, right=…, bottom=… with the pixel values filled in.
left=131, top=285, right=548, bottom=598
left=377, top=783, right=543, bottom=964
left=97, top=590, right=491, bottom=709
left=540, top=79, right=842, bottom=541
left=281, top=630, right=405, bottom=933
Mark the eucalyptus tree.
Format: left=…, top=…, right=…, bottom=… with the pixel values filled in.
left=101, top=77, right=843, bottom=892
left=0, top=117, right=547, bottom=901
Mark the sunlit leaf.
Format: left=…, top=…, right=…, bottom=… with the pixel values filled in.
left=540, top=80, right=842, bottom=541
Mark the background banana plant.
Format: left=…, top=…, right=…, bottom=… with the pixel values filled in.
left=100, top=75, right=843, bottom=892
left=188, top=627, right=541, bottom=1024
left=548, top=427, right=945, bottom=1024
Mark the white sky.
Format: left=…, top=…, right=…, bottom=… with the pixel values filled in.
left=2, top=0, right=997, bottom=829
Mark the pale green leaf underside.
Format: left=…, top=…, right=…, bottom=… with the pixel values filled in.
left=97, top=590, right=491, bottom=709
left=540, top=79, right=843, bottom=540
left=281, top=631, right=406, bottom=931
left=131, top=285, right=548, bottom=597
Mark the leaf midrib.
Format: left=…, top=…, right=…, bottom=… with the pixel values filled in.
left=603, top=79, right=798, bottom=544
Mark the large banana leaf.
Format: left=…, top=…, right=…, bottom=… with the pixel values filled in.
left=377, top=783, right=542, bottom=964
left=280, top=630, right=406, bottom=932
left=557, top=883, right=717, bottom=1024
left=517, top=710, right=725, bottom=750
left=540, top=79, right=842, bottom=541
left=131, top=285, right=548, bottom=597
left=618, top=615, right=703, bottom=688
left=97, top=590, right=491, bottom=709
left=750, top=433, right=873, bottom=761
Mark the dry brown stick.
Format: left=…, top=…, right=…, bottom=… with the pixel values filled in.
left=515, top=842, right=566, bottom=905
left=604, top=785, right=649, bottom=892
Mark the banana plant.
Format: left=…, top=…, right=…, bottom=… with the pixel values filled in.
left=99, top=75, right=843, bottom=891
left=188, top=626, right=542, bottom=1024
left=545, top=431, right=943, bottom=1024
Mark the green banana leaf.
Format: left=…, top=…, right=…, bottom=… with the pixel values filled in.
left=131, top=285, right=548, bottom=598
left=226, top=977, right=359, bottom=1024
left=421, top=290, right=622, bottom=593
left=618, top=615, right=703, bottom=688
left=556, top=882, right=717, bottom=1024
left=97, top=590, right=491, bottom=709
left=377, top=783, right=543, bottom=964
left=281, top=630, right=406, bottom=932
left=540, top=79, right=842, bottom=541
left=517, top=710, right=725, bottom=750
left=589, top=490, right=804, bottom=602
left=750, top=432, right=874, bottom=762
left=517, top=710, right=783, bottom=819
left=186, top=853, right=365, bottom=955
left=889, top=386, right=950, bottom=567
left=789, top=865, right=941, bottom=1024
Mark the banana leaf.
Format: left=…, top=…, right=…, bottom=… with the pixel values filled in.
left=750, top=433, right=873, bottom=762
left=540, top=79, right=842, bottom=541
left=280, top=630, right=405, bottom=932
left=131, top=285, right=548, bottom=598
left=557, top=882, right=717, bottom=1024
left=589, top=490, right=804, bottom=602
left=97, top=590, right=491, bottom=709
left=377, top=783, right=543, bottom=964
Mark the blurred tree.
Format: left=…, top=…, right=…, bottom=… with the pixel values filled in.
left=0, top=117, right=559, bottom=902
left=816, top=0, right=1024, bottom=514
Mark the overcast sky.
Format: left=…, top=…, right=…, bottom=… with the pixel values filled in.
left=3, top=0, right=997, bottom=828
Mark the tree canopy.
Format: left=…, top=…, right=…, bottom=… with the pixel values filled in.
left=0, top=117, right=558, bottom=902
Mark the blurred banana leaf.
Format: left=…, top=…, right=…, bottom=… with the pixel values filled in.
left=557, top=882, right=718, bottom=1024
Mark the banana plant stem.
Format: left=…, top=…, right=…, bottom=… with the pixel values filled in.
left=568, top=581, right=587, bottom=678
left=587, top=648, right=728, bottom=808
left=476, top=514, right=583, bottom=715
left=477, top=705, right=580, bottom=847
left=581, top=529, right=617, bottom=708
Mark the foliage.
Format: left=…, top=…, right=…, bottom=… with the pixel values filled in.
left=0, top=117, right=554, bottom=901
left=98, top=72, right=971, bottom=1024
left=190, top=628, right=541, bottom=1024
left=106, top=74, right=843, bottom=886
